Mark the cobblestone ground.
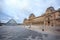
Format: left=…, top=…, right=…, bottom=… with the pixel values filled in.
left=0, top=25, right=60, bottom=40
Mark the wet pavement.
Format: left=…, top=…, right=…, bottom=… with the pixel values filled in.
left=0, top=25, right=60, bottom=40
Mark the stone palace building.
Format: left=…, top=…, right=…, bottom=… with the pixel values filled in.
left=23, top=7, right=60, bottom=33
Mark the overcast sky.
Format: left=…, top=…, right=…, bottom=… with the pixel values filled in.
left=0, top=0, right=60, bottom=23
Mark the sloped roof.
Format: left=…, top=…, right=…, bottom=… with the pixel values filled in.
left=57, top=8, right=60, bottom=12
left=29, top=13, right=35, bottom=19
left=46, top=6, right=55, bottom=13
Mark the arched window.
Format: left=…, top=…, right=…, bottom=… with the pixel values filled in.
left=42, top=29, right=44, bottom=31
left=48, top=18, right=50, bottom=26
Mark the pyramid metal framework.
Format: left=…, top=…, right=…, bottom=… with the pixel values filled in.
left=7, top=19, right=17, bottom=25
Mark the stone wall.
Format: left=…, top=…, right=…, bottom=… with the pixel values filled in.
left=23, top=7, right=60, bottom=33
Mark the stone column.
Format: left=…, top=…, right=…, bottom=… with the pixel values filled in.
left=54, top=13, right=56, bottom=27
left=29, top=22, right=32, bottom=29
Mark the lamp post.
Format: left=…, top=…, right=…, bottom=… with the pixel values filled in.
left=0, top=20, right=2, bottom=26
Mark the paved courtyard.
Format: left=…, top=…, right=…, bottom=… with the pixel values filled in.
left=0, top=25, right=60, bottom=40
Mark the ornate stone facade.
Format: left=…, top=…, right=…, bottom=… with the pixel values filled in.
left=23, top=7, right=60, bottom=33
